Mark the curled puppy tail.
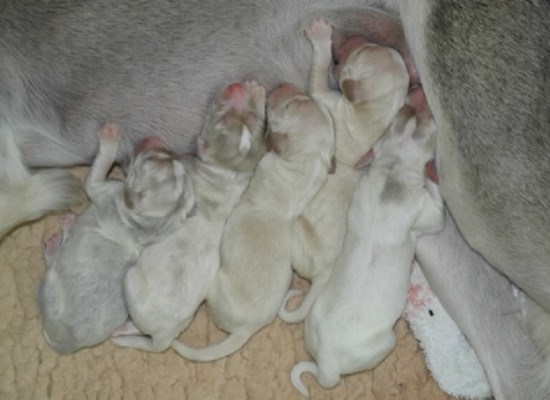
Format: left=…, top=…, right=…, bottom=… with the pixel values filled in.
left=279, top=289, right=307, bottom=323
left=0, top=125, right=80, bottom=239
left=290, top=361, right=319, bottom=397
left=171, top=329, right=252, bottom=362
left=290, top=360, right=341, bottom=397
left=279, top=272, right=331, bottom=323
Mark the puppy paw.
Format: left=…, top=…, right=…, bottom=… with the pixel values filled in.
left=306, top=19, right=332, bottom=45
left=244, top=80, right=266, bottom=114
left=99, top=123, right=121, bottom=142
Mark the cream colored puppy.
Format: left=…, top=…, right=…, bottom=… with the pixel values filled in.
left=280, top=19, right=409, bottom=322
left=37, top=125, right=195, bottom=354
left=111, top=81, right=267, bottom=352
left=291, top=106, right=445, bottom=397
left=170, top=82, right=335, bottom=361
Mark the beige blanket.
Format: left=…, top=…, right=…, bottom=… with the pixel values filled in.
left=0, top=168, right=453, bottom=400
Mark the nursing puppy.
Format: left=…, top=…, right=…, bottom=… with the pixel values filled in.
left=170, top=83, right=335, bottom=361
left=111, top=81, right=267, bottom=352
left=280, top=19, right=408, bottom=323
left=37, top=125, right=195, bottom=354
left=2, top=2, right=550, bottom=396
left=291, top=105, right=444, bottom=397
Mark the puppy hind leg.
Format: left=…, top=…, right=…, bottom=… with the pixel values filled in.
left=111, top=319, right=142, bottom=338
left=111, top=333, right=172, bottom=353
left=0, top=124, right=81, bottom=239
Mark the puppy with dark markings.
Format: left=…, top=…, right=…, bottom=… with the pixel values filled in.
left=1, top=1, right=549, bottom=397
left=111, top=81, right=267, bottom=353
left=38, top=124, right=195, bottom=354
left=291, top=105, right=444, bottom=397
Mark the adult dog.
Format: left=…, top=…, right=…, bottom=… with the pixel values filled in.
left=1, top=1, right=548, bottom=398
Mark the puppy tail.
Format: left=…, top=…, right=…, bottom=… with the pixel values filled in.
left=290, top=361, right=319, bottom=397
left=279, top=273, right=330, bottom=323
left=0, top=124, right=81, bottom=239
left=171, top=329, right=252, bottom=362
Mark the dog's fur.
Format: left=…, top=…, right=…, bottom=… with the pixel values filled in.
left=111, top=82, right=267, bottom=353
left=279, top=19, right=409, bottom=323
left=37, top=125, right=195, bottom=354
left=1, top=1, right=549, bottom=396
left=170, top=83, right=335, bottom=361
left=291, top=106, right=444, bottom=396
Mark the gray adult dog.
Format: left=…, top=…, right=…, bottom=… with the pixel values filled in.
left=1, top=1, right=549, bottom=399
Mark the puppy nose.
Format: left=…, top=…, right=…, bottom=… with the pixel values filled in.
left=267, top=83, right=302, bottom=108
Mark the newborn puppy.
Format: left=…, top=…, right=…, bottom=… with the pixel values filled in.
left=291, top=105, right=445, bottom=396
left=111, top=81, right=267, bottom=353
left=37, top=125, right=195, bottom=354
left=279, top=19, right=409, bottom=323
left=170, top=83, right=335, bottom=361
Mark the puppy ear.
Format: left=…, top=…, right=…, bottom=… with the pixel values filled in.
left=424, top=160, right=440, bottom=184
left=341, top=79, right=362, bottom=103
left=354, top=148, right=374, bottom=170
left=267, top=131, right=289, bottom=155
left=239, top=125, right=252, bottom=155
left=328, top=155, right=337, bottom=174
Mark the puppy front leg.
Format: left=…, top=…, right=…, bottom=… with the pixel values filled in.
left=413, top=180, right=445, bottom=234
left=85, top=124, right=121, bottom=200
left=306, top=19, right=333, bottom=96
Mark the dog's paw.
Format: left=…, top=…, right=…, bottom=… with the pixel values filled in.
left=244, top=80, right=266, bottom=110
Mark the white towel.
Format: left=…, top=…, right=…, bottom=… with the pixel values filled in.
left=403, top=262, right=492, bottom=400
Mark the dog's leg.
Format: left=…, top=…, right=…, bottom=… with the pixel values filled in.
left=416, top=209, right=548, bottom=400
left=0, top=123, right=81, bottom=240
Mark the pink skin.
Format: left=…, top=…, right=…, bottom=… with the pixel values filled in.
left=407, top=86, right=431, bottom=119
left=424, top=160, right=439, bottom=184
left=217, top=83, right=247, bottom=112
left=134, top=136, right=166, bottom=155
left=44, top=213, right=77, bottom=254
left=267, top=83, right=302, bottom=109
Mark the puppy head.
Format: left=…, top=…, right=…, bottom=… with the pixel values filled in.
left=266, top=83, right=334, bottom=164
left=370, top=104, right=437, bottom=167
left=124, top=148, right=195, bottom=220
left=197, top=82, right=267, bottom=172
left=336, top=44, right=409, bottom=118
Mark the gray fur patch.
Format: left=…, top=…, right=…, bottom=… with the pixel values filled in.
left=380, top=176, right=404, bottom=202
